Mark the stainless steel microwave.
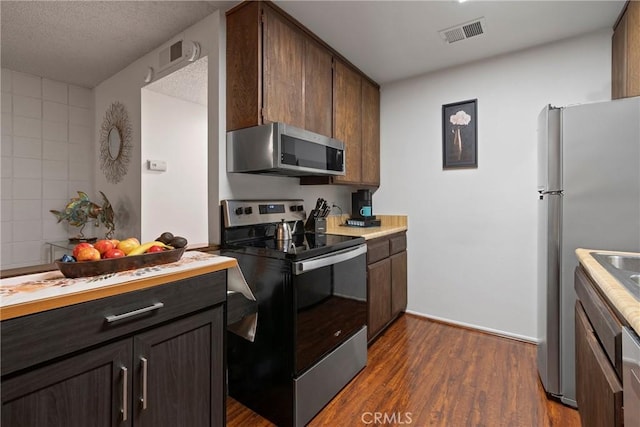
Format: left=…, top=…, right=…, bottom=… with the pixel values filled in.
left=226, top=122, right=345, bottom=177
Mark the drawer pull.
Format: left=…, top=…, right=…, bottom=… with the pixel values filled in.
left=121, top=366, right=128, bottom=421
left=140, top=356, right=148, bottom=410
left=105, top=302, right=164, bottom=323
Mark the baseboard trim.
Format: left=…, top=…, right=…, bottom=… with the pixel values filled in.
left=404, top=310, right=538, bottom=345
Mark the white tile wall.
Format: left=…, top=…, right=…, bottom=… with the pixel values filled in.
left=13, top=95, right=42, bottom=119
left=1, top=69, right=12, bottom=92
left=12, top=178, right=41, bottom=199
left=43, top=180, right=67, bottom=199
left=1, top=93, right=11, bottom=113
left=43, top=140, right=68, bottom=161
left=69, top=86, right=92, bottom=108
left=1, top=134, right=13, bottom=156
left=43, top=79, right=68, bottom=104
left=12, top=72, right=41, bottom=98
left=13, top=158, right=42, bottom=179
left=43, top=101, right=68, bottom=123
left=0, top=69, right=94, bottom=269
left=13, top=136, right=42, bottom=159
left=43, top=159, right=68, bottom=180
left=13, top=116, right=42, bottom=138
left=43, top=120, right=68, bottom=141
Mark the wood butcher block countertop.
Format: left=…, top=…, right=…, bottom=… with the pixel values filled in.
left=576, top=248, right=640, bottom=334
left=0, top=251, right=238, bottom=321
left=326, top=214, right=408, bottom=240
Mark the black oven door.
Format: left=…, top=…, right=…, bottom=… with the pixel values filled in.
left=292, top=244, right=367, bottom=375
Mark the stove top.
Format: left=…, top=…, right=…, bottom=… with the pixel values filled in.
left=222, top=233, right=364, bottom=261
left=220, top=199, right=365, bottom=261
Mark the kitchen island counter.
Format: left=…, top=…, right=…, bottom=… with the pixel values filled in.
left=326, top=214, right=408, bottom=240
left=0, top=251, right=238, bottom=321
left=576, top=248, right=640, bottom=334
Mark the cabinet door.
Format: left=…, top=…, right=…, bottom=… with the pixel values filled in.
left=361, top=78, right=380, bottom=186
left=262, top=5, right=305, bottom=129
left=368, top=258, right=391, bottom=341
left=304, top=39, right=333, bottom=137
left=575, top=302, right=623, bottom=427
left=333, top=60, right=362, bottom=184
left=612, top=9, right=627, bottom=99
left=391, top=251, right=408, bottom=317
left=627, top=0, right=640, bottom=97
left=226, top=0, right=261, bottom=130
left=133, top=307, right=224, bottom=427
left=2, top=340, right=131, bottom=427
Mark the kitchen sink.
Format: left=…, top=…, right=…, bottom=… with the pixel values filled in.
left=592, top=252, right=640, bottom=300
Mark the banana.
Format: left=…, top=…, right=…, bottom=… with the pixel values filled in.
left=126, top=241, right=173, bottom=256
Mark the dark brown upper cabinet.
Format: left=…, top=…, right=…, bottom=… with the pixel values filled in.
left=227, top=1, right=332, bottom=136
left=612, top=0, right=640, bottom=99
left=226, top=0, right=380, bottom=187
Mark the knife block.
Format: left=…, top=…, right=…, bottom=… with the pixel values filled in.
left=305, top=216, right=326, bottom=235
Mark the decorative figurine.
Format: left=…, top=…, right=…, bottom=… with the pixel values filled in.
left=50, top=191, right=116, bottom=242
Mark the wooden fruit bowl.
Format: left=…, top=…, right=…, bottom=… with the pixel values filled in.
left=56, top=247, right=186, bottom=278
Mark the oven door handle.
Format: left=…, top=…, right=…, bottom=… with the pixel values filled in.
left=293, top=244, right=367, bottom=275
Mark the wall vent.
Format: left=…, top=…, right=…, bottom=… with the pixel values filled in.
left=439, top=17, right=486, bottom=44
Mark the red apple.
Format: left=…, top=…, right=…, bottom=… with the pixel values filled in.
left=109, top=239, right=120, bottom=247
left=72, top=242, right=94, bottom=258
left=76, top=246, right=101, bottom=261
left=93, top=239, right=115, bottom=255
left=146, top=245, right=165, bottom=253
left=103, top=248, right=125, bottom=259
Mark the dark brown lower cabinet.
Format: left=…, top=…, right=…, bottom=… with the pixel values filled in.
left=575, top=302, right=623, bottom=427
left=1, top=272, right=226, bottom=427
left=367, top=232, right=407, bottom=342
left=2, top=340, right=131, bottom=427
left=574, top=265, right=624, bottom=427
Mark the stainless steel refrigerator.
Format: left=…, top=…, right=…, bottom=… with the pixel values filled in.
left=536, top=97, right=640, bottom=406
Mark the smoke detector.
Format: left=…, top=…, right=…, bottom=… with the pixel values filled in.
left=438, top=17, right=487, bottom=44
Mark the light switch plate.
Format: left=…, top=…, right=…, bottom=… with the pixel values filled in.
left=148, top=160, right=167, bottom=171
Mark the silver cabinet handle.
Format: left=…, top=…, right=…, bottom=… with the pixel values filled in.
left=121, top=366, right=128, bottom=421
left=105, top=302, right=164, bottom=323
left=140, top=357, right=148, bottom=410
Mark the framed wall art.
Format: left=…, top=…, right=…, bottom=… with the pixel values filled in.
left=442, top=99, right=477, bottom=169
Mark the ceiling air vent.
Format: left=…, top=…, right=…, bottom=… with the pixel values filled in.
left=439, top=17, right=486, bottom=44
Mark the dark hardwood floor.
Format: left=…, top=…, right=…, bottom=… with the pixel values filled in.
left=227, top=314, right=580, bottom=426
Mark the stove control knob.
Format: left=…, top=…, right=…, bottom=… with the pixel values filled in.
left=296, top=205, right=304, bottom=211
left=235, top=207, right=243, bottom=215
left=290, top=205, right=296, bottom=212
left=244, top=207, right=253, bottom=215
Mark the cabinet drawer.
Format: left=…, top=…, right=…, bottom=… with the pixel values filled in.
left=1, top=271, right=226, bottom=377
left=389, top=234, right=407, bottom=255
left=575, top=302, right=623, bottom=427
left=574, top=266, right=623, bottom=376
left=367, top=238, right=390, bottom=264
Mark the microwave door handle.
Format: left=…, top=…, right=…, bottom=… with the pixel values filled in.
left=293, top=244, right=367, bottom=275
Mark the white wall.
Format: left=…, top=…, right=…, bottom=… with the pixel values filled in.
left=376, top=29, right=612, bottom=341
left=1, top=70, right=94, bottom=268
left=140, top=90, right=208, bottom=244
left=94, top=12, right=222, bottom=241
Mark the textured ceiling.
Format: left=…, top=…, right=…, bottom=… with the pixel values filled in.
left=0, top=0, right=626, bottom=89
left=144, top=56, right=208, bottom=105
left=1, top=1, right=235, bottom=88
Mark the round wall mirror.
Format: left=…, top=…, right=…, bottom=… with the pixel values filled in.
left=99, top=101, right=132, bottom=184
left=107, top=127, right=122, bottom=160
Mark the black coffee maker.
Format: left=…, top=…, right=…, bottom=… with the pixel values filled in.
left=349, top=189, right=381, bottom=227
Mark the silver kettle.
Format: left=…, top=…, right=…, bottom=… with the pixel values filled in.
left=275, top=219, right=293, bottom=241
